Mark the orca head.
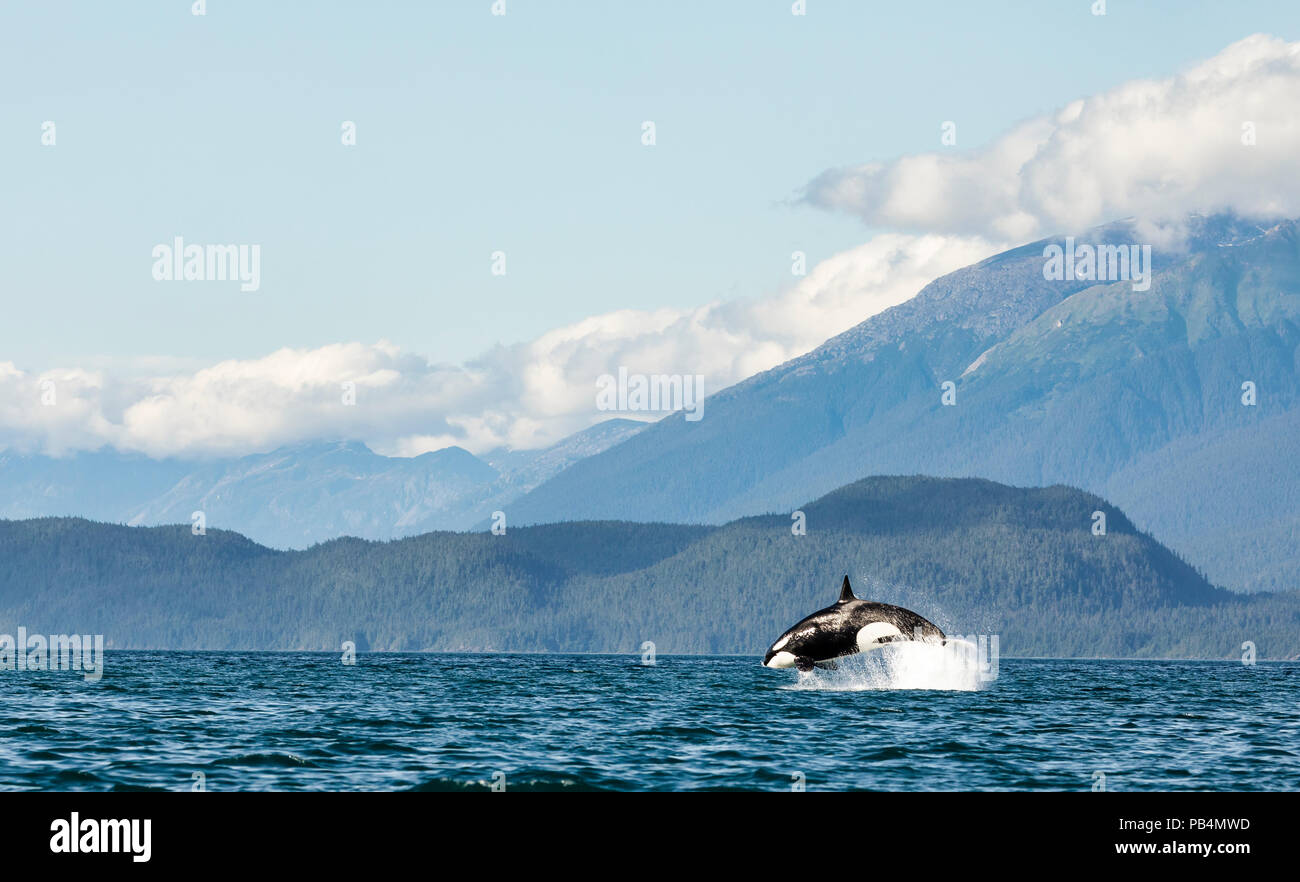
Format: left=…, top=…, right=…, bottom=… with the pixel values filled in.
left=762, top=632, right=798, bottom=668
left=762, top=650, right=797, bottom=668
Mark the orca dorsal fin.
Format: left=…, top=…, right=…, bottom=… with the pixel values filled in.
left=837, top=575, right=856, bottom=603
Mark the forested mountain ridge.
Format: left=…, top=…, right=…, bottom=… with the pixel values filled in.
left=505, top=214, right=1300, bottom=594
left=3, top=476, right=1295, bottom=658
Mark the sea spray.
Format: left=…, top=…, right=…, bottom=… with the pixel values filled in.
left=784, top=640, right=990, bottom=692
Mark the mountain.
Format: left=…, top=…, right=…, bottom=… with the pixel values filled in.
left=0, top=449, right=193, bottom=523
left=2, top=476, right=1297, bottom=658
left=484, top=418, right=648, bottom=489
left=505, top=215, right=1300, bottom=593
left=126, top=441, right=500, bottom=548
left=0, top=419, right=647, bottom=549
left=6, top=214, right=1297, bottom=592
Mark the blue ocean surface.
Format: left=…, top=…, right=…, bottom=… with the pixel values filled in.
left=1, top=651, right=1297, bottom=791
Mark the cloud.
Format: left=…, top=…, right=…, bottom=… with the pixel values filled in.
left=0, top=233, right=997, bottom=459
left=22, top=33, right=1290, bottom=461
left=804, top=34, right=1300, bottom=240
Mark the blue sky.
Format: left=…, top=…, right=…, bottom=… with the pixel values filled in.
left=3, top=0, right=1297, bottom=372
left=3, top=2, right=1300, bottom=458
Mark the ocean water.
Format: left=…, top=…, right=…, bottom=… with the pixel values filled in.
left=1, top=650, right=1297, bottom=791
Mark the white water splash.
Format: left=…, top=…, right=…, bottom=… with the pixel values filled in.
left=783, top=640, right=989, bottom=692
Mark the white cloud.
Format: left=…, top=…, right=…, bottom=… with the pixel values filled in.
left=0, top=233, right=996, bottom=459
left=804, top=34, right=1300, bottom=239
left=17, top=34, right=1290, bottom=461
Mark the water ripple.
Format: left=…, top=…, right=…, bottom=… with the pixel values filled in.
left=0, top=653, right=1295, bottom=790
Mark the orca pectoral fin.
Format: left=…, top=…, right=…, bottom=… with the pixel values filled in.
left=814, top=659, right=839, bottom=671
left=795, top=657, right=816, bottom=673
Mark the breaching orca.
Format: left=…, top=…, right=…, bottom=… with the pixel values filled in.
left=762, top=576, right=945, bottom=672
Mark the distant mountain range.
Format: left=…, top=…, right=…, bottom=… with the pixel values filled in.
left=3, top=213, right=1298, bottom=594
left=0, top=419, right=645, bottom=549
left=2, top=476, right=1295, bottom=657
left=506, top=214, right=1300, bottom=593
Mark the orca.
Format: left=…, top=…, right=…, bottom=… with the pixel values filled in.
left=762, top=576, right=945, bottom=672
